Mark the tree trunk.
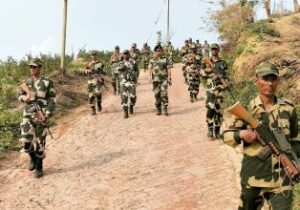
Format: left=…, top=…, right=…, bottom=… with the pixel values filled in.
left=294, top=0, right=300, bottom=12
left=265, top=0, right=271, bottom=18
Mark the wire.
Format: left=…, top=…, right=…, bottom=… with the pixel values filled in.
left=146, top=0, right=166, bottom=43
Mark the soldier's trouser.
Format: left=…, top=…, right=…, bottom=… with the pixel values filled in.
left=111, top=73, right=120, bottom=93
left=205, top=89, right=223, bottom=128
left=239, top=185, right=293, bottom=210
left=20, top=118, right=47, bottom=159
left=188, top=78, right=200, bottom=97
left=88, top=81, right=102, bottom=109
left=153, top=80, right=168, bottom=108
left=182, top=66, right=187, bottom=82
left=120, top=82, right=136, bottom=108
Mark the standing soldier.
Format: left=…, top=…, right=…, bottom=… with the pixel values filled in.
left=141, top=43, right=151, bottom=72
left=130, top=43, right=141, bottom=80
left=181, top=40, right=190, bottom=84
left=110, top=46, right=122, bottom=95
left=148, top=44, right=172, bottom=116
left=86, top=51, right=106, bottom=115
left=195, top=39, right=203, bottom=56
left=19, top=58, right=56, bottom=178
left=203, top=40, right=210, bottom=57
left=186, top=48, right=202, bottom=102
left=164, top=41, right=174, bottom=68
left=202, top=43, right=228, bottom=140
left=222, top=62, right=299, bottom=210
left=117, top=50, right=139, bottom=118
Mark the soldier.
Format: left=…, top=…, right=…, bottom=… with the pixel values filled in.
left=186, top=48, right=202, bottom=102
left=110, top=46, right=122, bottom=95
left=141, top=43, right=151, bottom=72
left=19, top=58, right=56, bottom=178
left=181, top=40, right=190, bottom=84
left=117, top=50, right=139, bottom=118
left=195, top=39, right=203, bottom=56
left=86, top=51, right=106, bottom=115
left=202, top=43, right=228, bottom=140
left=148, top=44, right=172, bottom=116
left=203, top=40, right=210, bottom=57
left=130, top=43, right=141, bottom=81
left=164, top=41, right=174, bottom=68
left=222, top=62, right=299, bottom=210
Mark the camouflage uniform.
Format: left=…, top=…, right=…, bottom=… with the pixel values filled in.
left=222, top=95, right=298, bottom=210
left=130, top=46, right=141, bottom=80
left=202, top=52, right=228, bottom=139
left=164, top=42, right=174, bottom=68
left=148, top=56, right=170, bottom=115
left=19, top=58, right=56, bottom=178
left=203, top=41, right=210, bottom=57
left=110, top=48, right=122, bottom=94
left=86, top=58, right=106, bottom=115
left=117, top=53, right=139, bottom=118
left=186, top=53, right=202, bottom=102
left=180, top=42, right=190, bottom=83
left=195, top=40, right=203, bottom=57
left=141, top=44, right=151, bottom=71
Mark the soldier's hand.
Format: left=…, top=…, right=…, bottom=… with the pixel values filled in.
left=239, top=129, right=258, bottom=144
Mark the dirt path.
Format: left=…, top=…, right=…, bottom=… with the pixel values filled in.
left=0, top=64, right=240, bottom=210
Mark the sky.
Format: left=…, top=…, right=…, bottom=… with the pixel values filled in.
left=0, top=0, right=295, bottom=60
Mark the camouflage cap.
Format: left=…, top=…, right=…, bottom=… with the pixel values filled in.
left=123, top=50, right=130, bottom=55
left=154, top=44, right=163, bottom=52
left=115, top=46, right=120, bottom=50
left=210, top=43, right=220, bottom=50
left=29, top=58, right=42, bottom=67
left=91, top=50, right=97, bottom=55
left=255, top=62, right=279, bottom=77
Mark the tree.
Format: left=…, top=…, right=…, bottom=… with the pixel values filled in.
left=264, top=0, right=271, bottom=18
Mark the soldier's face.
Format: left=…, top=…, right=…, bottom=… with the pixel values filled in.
left=30, top=66, right=41, bottom=77
left=124, top=53, right=130, bottom=60
left=92, top=54, right=97, bottom=60
left=155, top=49, right=163, bottom=57
left=211, top=48, right=219, bottom=56
left=255, top=74, right=279, bottom=97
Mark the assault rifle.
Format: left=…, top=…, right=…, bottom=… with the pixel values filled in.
left=228, top=102, right=300, bottom=182
left=202, top=56, right=228, bottom=88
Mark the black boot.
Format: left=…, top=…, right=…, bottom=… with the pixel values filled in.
left=123, top=107, right=129, bottom=119
left=98, top=103, right=102, bottom=112
left=214, top=126, right=222, bottom=139
left=190, top=96, right=194, bottom=103
left=156, top=107, right=162, bottom=116
left=129, top=105, right=134, bottom=114
left=28, top=152, right=36, bottom=171
left=34, top=157, right=43, bottom=178
left=91, top=106, right=96, bottom=115
left=207, top=127, right=214, bottom=140
left=194, top=95, right=197, bottom=101
left=163, top=106, right=168, bottom=116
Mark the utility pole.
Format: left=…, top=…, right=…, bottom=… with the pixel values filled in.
left=167, top=0, right=170, bottom=43
left=61, top=0, right=68, bottom=76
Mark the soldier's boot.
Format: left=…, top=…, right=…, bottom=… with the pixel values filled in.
left=193, top=94, right=197, bottom=101
left=156, top=107, right=162, bottom=116
left=190, top=95, right=194, bottom=103
left=112, top=83, right=117, bottom=95
left=123, top=107, right=129, bottom=119
left=129, top=105, right=134, bottom=114
left=91, top=106, right=96, bottom=115
left=34, top=157, right=43, bottom=178
left=214, top=126, right=222, bottom=140
left=28, top=152, right=36, bottom=171
left=97, top=102, right=102, bottom=112
left=207, top=127, right=214, bottom=140
left=163, top=106, right=168, bottom=116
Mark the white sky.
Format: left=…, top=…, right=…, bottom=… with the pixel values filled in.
left=0, top=0, right=295, bottom=60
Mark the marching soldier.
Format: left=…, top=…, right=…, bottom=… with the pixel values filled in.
left=141, top=43, right=151, bottom=72
left=148, top=44, right=172, bottom=116
left=164, top=41, right=174, bottom=68
left=110, top=46, right=122, bottom=95
left=117, top=50, right=139, bottom=118
left=86, top=51, right=106, bottom=115
left=19, top=58, right=56, bottom=178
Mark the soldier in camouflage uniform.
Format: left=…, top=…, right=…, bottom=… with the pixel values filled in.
left=19, top=58, right=56, bottom=178
left=141, top=43, right=151, bottom=72
left=86, top=51, right=106, bottom=115
left=117, top=50, right=139, bottom=118
left=202, top=43, right=228, bottom=139
left=181, top=40, right=190, bottom=84
left=164, top=41, right=174, bottom=68
left=148, top=44, right=172, bottom=116
left=130, top=43, right=141, bottom=80
left=203, top=40, right=210, bottom=57
left=185, top=48, right=202, bottom=102
left=222, top=62, right=299, bottom=210
left=195, top=39, right=203, bottom=56
left=110, top=46, right=122, bottom=95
